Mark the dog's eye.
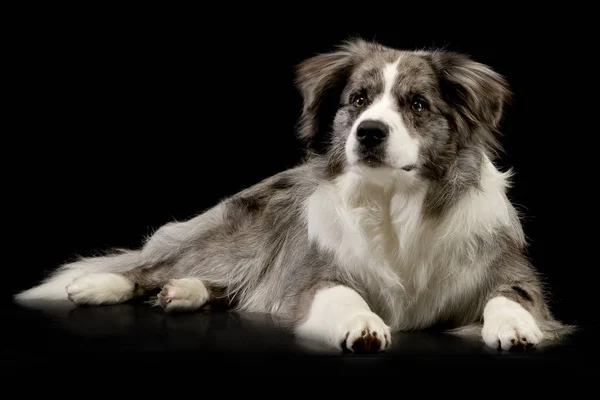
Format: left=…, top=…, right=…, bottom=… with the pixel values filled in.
left=352, top=95, right=367, bottom=108
left=411, top=100, right=424, bottom=113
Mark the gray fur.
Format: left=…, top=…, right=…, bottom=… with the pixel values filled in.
left=15, top=38, right=573, bottom=349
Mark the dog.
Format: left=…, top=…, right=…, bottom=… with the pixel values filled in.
left=14, top=38, right=572, bottom=353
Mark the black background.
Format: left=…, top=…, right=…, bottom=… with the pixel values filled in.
left=4, top=10, right=599, bottom=380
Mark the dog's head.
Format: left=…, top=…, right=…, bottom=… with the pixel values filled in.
left=295, top=39, right=511, bottom=184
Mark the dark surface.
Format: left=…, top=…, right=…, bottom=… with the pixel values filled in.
left=3, top=297, right=597, bottom=379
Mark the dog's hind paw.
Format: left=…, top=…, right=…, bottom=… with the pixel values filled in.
left=66, top=273, right=134, bottom=305
left=157, top=278, right=210, bottom=313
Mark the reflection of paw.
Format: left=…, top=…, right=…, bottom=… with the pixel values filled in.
left=340, top=312, right=392, bottom=353
left=157, top=278, right=210, bottom=313
left=66, top=273, right=134, bottom=305
left=482, top=296, right=543, bottom=350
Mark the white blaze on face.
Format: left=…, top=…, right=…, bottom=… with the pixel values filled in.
left=345, top=56, right=420, bottom=170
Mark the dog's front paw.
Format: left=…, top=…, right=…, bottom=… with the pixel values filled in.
left=157, top=278, right=210, bottom=313
left=339, top=312, right=392, bottom=353
left=482, top=296, right=543, bottom=350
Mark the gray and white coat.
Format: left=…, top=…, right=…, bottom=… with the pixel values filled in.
left=15, top=39, right=572, bottom=353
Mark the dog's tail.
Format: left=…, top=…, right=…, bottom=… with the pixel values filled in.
left=13, top=249, right=142, bottom=302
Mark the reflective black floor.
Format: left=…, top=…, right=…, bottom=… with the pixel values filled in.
left=3, top=296, right=597, bottom=380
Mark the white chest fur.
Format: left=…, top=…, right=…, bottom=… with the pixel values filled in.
left=306, top=160, right=521, bottom=330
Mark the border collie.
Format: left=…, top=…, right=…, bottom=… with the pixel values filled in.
left=15, top=39, right=572, bottom=353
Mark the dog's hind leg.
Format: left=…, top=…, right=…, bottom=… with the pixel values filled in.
left=67, top=262, right=215, bottom=313
left=66, top=271, right=138, bottom=305
left=66, top=263, right=173, bottom=306
left=156, top=278, right=212, bottom=313
left=122, top=265, right=216, bottom=312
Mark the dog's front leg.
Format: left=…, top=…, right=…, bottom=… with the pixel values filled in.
left=295, top=284, right=391, bottom=353
left=481, top=283, right=545, bottom=350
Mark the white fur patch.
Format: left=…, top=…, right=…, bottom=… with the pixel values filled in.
left=482, top=296, right=543, bottom=350
left=14, top=268, right=89, bottom=302
left=66, top=273, right=134, bottom=305
left=307, top=154, right=522, bottom=331
left=14, top=250, right=143, bottom=302
left=157, top=278, right=210, bottom=312
left=295, top=285, right=391, bottom=352
left=345, top=57, right=419, bottom=170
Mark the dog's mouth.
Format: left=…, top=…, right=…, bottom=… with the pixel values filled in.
left=358, top=156, right=416, bottom=172
left=359, top=155, right=384, bottom=167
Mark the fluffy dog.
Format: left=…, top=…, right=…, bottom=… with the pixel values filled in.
left=15, top=39, right=571, bottom=353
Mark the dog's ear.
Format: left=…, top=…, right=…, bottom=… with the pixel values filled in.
left=431, top=51, right=512, bottom=130
left=294, top=39, right=373, bottom=152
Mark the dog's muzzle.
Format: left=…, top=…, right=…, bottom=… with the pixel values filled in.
left=355, top=119, right=389, bottom=166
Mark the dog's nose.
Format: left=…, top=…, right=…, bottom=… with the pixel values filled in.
left=356, top=120, right=389, bottom=147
